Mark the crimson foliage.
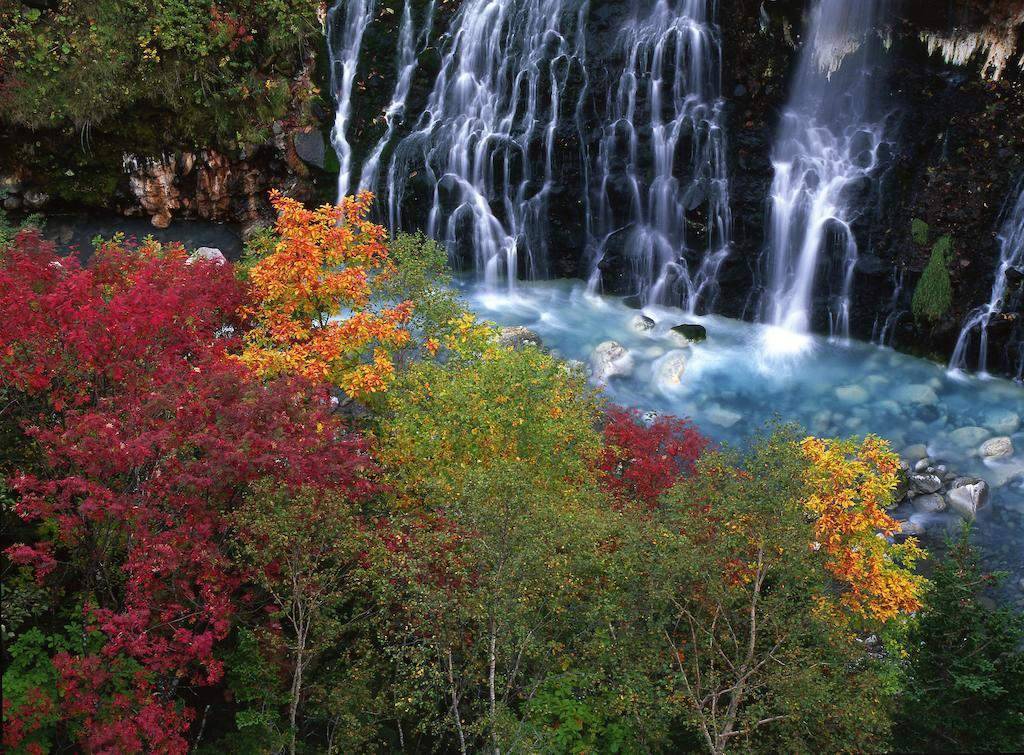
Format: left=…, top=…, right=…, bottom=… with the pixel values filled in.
left=1, top=231, right=377, bottom=753
left=599, top=406, right=708, bottom=508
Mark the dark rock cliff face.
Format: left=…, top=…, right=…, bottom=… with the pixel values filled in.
left=338, top=1, right=1023, bottom=377
left=713, top=0, right=1024, bottom=375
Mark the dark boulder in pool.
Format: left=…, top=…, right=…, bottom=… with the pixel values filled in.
left=670, top=324, right=707, bottom=343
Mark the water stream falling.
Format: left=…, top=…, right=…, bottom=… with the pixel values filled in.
left=328, top=0, right=377, bottom=201
left=357, top=1, right=434, bottom=195
left=950, top=181, right=1024, bottom=377
left=587, top=0, right=731, bottom=312
left=384, top=0, right=589, bottom=290
left=761, top=0, right=891, bottom=349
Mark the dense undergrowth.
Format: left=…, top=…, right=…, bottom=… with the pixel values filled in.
left=1, top=198, right=1021, bottom=753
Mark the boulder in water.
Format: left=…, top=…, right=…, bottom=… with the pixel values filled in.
left=909, top=473, right=943, bottom=495
left=187, top=246, right=227, bottom=265
left=980, top=436, right=1014, bottom=459
left=591, top=340, right=634, bottom=382
left=497, top=326, right=543, bottom=350
left=912, top=493, right=946, bottom=514
left=669, top=323, right=707, bottom=344
left=654, top=350, right=688, bottom=388
left=946, top=477, right=990, bottom=520
left=631, top=314, right=656, bottom=332
left=892, top=384, right=938, bottom=405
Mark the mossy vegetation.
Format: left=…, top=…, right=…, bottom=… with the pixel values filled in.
left=0, top=1, right=323, bottom=153
left=910, top=221, right=954, bottom=322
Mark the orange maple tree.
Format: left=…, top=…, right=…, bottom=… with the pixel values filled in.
left=800, top=435, right=925, bottom=622
left=240, top=191, right=413, bottom=398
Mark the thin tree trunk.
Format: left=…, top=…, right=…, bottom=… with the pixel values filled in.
left=290, top=616, right=307, bottom=755
left=446, top=648, right=467, bottom=755
left=489, top=617, right=500, bottom=755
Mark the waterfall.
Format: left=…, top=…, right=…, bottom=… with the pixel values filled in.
left=949, top=181, right=1024, bottom=376
left=328, top=0, right=377, bottom=202
left=761, top=0, right=890, bottom=346
left=383, top=0, right=589, bottom=290
left=587, top=0, right=730, bottom=313
left=358, top=1, right=434, bottom=195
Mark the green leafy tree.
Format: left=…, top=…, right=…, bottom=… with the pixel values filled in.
left=232, top=483, right=371, bottom=755
left=894, top=526, right=1024, bottom=753
left=649, top=430, right=898, bottom=754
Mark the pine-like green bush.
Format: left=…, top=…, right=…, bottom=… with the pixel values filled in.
left=911, top=235, right=953, bottom=322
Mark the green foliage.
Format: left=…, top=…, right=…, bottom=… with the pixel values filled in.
left=912, top=235, right=953, bottom=322
left=375, top=343, right=603, bottom=506
left=0, top=1, right=322, bottom=150
left=379, top=232, right=464, bottom=350
left=894, top=526, right=1024, bottom=753
left=911, top=217, right=930, bottom=245
left=649, top=429, right=897, bottom=754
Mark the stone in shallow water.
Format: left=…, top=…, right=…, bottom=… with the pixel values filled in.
left=983, top=409, right=1021, bottom=435
left=187, top=246, right=227, bottom=265
left=631, top=314, right=656, bottom=332
left=903, top=443, right=929, bottom=461
left=909, top=473, right=943, bottom=494
left=835, top=384, right=869, bottom=403
left=899, top=519, right=925, bottom=536
left=912, top=493, right=946, bottom=513
left=892, top=384, right=938, bottom=405
left=654, top=350, right=688, bottom=387
left=670, top=323, right=707, bottom=343
left=946, top=477, right=990, bottom=520
left=949, top=425, right=992, bottom=449
left=497, top=326, right=543, bottom=350
left=705, top=404, right=742, bottom=428
left=591, top=341, right=634, bottom=382
left=980, top=436, right=1014, bottom=459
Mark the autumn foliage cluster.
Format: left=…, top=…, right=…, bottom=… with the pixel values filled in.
left=0, top=197, right=956, bottom=753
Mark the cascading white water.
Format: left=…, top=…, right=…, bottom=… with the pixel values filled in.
left=383, top=0, right=589, bottom=290
left=328, top=0, right=377, bottom=201
left=949, top=181, right=1024, bottom=376
left=761, top=0, right=890, bottom=347
left=588, top=0, right=731, bottom=312
left=357, top=1, right=434, bottom=195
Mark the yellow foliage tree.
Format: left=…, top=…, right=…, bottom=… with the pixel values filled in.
left=239, top=191, right=413, bottom=397
left=801, top=435, right=926, bottom=622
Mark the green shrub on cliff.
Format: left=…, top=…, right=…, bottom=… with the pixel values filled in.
left=911, top=235, right=953, bottom=322
left=0, top=1, right=322, bottom=149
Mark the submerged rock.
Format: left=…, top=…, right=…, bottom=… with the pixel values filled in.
left=912, top=493, right=946, bottom=513
left=497, top=326, right=543, bottom=350
left=946, top=477, right=990, bottom=520
left=892, top=384, right=939, bottom=405
left=705, top=404, right=742, bottom=428
left=980, top=436, right=1014, bottom=459
left=983, top=409, right=1021, bottom=435
left=949, top=425, right=992, bottom=449
left=591, top=340, right=634, bottom=382
left=835, top=384, right=869, bottom=403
